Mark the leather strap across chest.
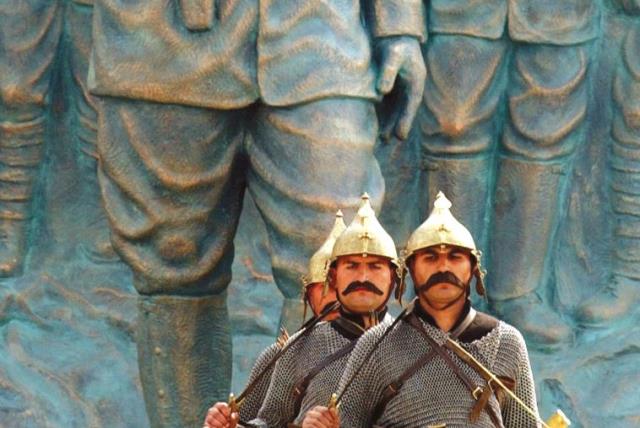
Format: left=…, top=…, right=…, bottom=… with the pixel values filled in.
left=371, top=312, right=501, bottom=427
left=291, top=339, right=358, bottom=419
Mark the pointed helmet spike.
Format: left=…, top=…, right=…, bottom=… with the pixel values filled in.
left=405, top=191, right=477, bottom=259
left=304, top=210, right=347, bottom=287
left=434, top=191, right=452, bottom=210
left=331, top=193, right=399, bottom=266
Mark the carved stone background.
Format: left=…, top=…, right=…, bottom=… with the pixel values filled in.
left=1, top=2, right=640, bottom=427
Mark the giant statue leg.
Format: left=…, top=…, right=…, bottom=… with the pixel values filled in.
left=418, top=35, right=508, bottom=260
left=0, top=0, right=62, bottom=276
left=248, top=98, right=385, bottom=332
left=96, top=97, right=245, bottom=427
left=578, top=26, right=640, bottom=324
left=490, top=43, right=591, bottom=345
left=65, top=0, right=117, bottom=262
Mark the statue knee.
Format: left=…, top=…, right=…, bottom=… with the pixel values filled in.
left=504, top=43, right=590, bottom=160
left=0, top=83, right=47, bottom=120
left=114, top=228, right=234, bottom=296
left=421, top=34, right=507, bottom=154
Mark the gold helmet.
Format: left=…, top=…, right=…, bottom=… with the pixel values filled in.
left=302, top=210, right=347, bottom=287
left=331, top=193, right=399, bottom=266
left=300, top=210, right=346, bottom=322
left=404, top=191, right=486, bottom=295
left=331, top=193, right=404, bottom=301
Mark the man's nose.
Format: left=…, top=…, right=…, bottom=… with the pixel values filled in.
left=357, top=265, right=370, bottom=281
left=437, top=255, right=450, bottom=272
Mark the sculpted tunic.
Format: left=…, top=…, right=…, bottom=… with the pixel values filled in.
left=337, top=306, right=539, bottom=427
left=249, top=313, right=394, bottom=427
left=89, top=0, right=426, bottom=108
left=428, top=0, right=598, bottom=43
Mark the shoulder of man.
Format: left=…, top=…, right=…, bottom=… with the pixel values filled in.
left=485, top=318, right=532, bottom=378
left=493, top=320, right=529, bottom=357
left=457, top=309, right=499, bottom=343
left=281, top=321, right=330, bottom=350
left=257, top=342, right=280, bottom=363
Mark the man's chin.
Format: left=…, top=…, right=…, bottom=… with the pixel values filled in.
left=342, top=299, right=379, bottom=314
left=420, top=291, right=465, bottom=308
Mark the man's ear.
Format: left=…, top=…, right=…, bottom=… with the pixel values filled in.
left=328, top=266, right=337, bottom=283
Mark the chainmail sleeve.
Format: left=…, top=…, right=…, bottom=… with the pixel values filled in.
left=492, top=323, right=541, bottom=428
left=335, top=323, right=391, bottom=428
left=247, top=329, right=309, bottom=428
left=238, top=343, right=280, bottom=422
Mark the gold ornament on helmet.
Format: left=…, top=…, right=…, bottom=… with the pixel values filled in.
left=331, top=193, right=399, bottom=266
left=404, top=191, right=486, bottom=296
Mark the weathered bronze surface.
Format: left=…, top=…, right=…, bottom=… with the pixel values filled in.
left=0, top=1, right=639, bottom=427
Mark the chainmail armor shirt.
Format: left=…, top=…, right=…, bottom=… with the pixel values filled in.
left=239, top=343, right=281, bottom=422
left=337, top=311, right=540, bottom=428
left=248, top=314, right=394, bottom=427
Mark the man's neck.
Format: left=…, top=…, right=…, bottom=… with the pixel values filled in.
left=418, top=297, right=467, bottom=332
left=338, top=306, right=387, bottom=331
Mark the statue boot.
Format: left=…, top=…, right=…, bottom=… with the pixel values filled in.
left=0, top=116, right=46, bottom=277
left=279, top=296, right=306, bottom=332
left=576, top=275, right=640, bottom=326
left=492, top=293, right=573, bottom=347
left=75, top=150, right=118, bottom=263
left=577, top=164, right=640, bottom=324
left=0, top=218, right=29, bottom=277
left=136, top=293, right=232, bottom=428
left=577, top=28, right=640, bottom=325
left=489, top=156, right=573, bottom=345
left=274, top=261, right=308, bottom=330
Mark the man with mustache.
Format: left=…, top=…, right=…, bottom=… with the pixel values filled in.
left=207, top=210, right=345, bottom=425
left=205, top=193, right=400, bottom=428
left=305, top=192, right=539, bottom=427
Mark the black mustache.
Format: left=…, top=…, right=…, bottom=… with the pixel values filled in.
left=343, top=281, right=384, bottom=296
left=416, top=271, right=466, bottom=293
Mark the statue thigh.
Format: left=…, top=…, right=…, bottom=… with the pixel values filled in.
left=246, top=97, right=384, bottom=330
left=418, top=33, right=508, bottom=254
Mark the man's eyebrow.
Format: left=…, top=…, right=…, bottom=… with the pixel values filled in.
left=420, top=249, right=438, bottom=255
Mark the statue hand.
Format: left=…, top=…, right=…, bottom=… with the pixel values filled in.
left=376, top=36, right=426, bottom=141
left=302, top=405, right=340, bottom=428
left=204, top=402, right=239, bottom=428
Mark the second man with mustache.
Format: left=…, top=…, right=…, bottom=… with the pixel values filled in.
left=205, top=193, right=401, bottom=428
